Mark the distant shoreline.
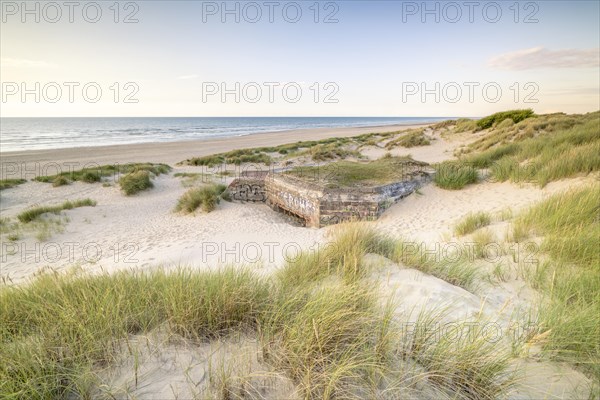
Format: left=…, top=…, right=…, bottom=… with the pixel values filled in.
left=0, top=122, right=435, bottom=176
left=0, top=117, right=450, bottom=154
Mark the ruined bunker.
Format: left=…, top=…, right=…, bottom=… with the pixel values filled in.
left=228, top=158, right=431, bottom=227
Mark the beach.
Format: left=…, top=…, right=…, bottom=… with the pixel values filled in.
left=1, top=116, right=597, bottom=398
left=0, top=123, right=429, bottom=173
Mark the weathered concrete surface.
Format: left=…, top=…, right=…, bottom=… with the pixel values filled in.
left=228, top=168, right=431, bottom=227
left=228, top=171, right=269, bottom=203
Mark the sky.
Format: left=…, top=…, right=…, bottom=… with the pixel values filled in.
left=1, top=0, right=599, bottom=117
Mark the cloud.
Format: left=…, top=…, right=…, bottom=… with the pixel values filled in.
left=488, top=47, right=599, bottom=70
left=177, top=74, right=199, bottom=80
left=1, top=58, right=58, bottom=68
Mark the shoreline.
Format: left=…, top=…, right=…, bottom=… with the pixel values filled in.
left=0, top=122, right=432, bottom=175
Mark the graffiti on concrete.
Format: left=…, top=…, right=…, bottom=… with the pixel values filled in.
left=232, top=184, right=266, bottom=202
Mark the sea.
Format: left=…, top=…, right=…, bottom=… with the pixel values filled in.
left=0, top=117, right=451, bottom=152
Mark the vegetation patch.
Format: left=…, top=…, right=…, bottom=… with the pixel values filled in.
left=174, top=183, right=229, bottom=214
left=454, top=212, right=492, bottom=236
left=181, top=133, right=427, bottom=167
left=476, top=109, right=534, bottom=130
left=0, top=222, right=521, bottom=398
left=464, top=112, right=600, bottom=186
left=119, top=170, right=153, bottom=195
left=17, top=199, right=96, bottom=223
left=433, top=161, right=478, bottom=190
left=386, top=130, right=431, bottom=148
left=0, top=179, right=26, bottom=191
left=514, top=184, right=600, bottom=378
left=52, top=175, right=70, bottom=187
left=35, top=163, right=171, bottom=184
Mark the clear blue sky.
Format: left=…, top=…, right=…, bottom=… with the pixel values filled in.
left=1, top=0, right=598, bottom=116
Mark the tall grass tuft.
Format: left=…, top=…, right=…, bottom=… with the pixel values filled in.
left=0, top=267, right=270, bottom=398
left=119, top=170, right=153, bottom=195
left=454, top=212, right=492, bottom=236
left=434, top=162, right=478, bottom=190
left=277, top=223, right=396, bottom=287
left=516, top=184, right=600, bottom=378
left=465, top=111, right=600, bottom=186
left=400, top=309, right=515, bottom=399
left=174, top=183, right=228, bottom=213
left=261, top=282, right=390, bottom=399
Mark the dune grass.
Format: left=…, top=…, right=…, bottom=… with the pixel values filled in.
left=174, top=183, right=229, bottom=213
left=514, top=184, right=600, bottom=378
left=277, top=223, right=396, bottom=288
left=181, top=130, right=436, bottom=167
left=400, top=309, right=514, bottom=399
left=16, top=199, right=96, bottom=223
left=51, top=175, right=70, bottom=187
left=34, top=163, right=171, bottom=184
left=475, top=109, right=534, bottom=130
left=385, top=130, right=431, bottom=149
left=433, top=161, right=478, bottom=190
left=461, top=111, right=599, bottom=187
left=0, top=267, right=270, bottom=398
left=119, top=170, right=153, bottom=195
left=454, top=212, right=492, bottom=236
left=1, top=222, right=518, bottom=398
left=0, top=178, right=26, bottom=191
left=392, top=240, right=481, bottom=291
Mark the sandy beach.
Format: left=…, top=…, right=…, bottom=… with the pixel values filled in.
left=3, top=1, right=598, bottom=396
left=1, top=119, right=597, bottom=398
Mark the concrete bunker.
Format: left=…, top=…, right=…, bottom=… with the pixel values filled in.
left=228, top=158, right=431, bottom=228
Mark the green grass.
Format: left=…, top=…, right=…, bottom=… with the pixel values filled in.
left=0, top=221, right=521, bottom=399
left=476, top=109, right=534, bottom=130
left=400, top=309, right=514, bottom=399
left=34, top=163, right=171, bottom=184
left=119, top=170, right=153, bottom=195
left=181, top=131, right=440, bottom=167
left=454, top=212, right=492, bottom=236
left=515, top=184, right=600, bottom=378
left=392, top=240, right=480, bottom=291
left=308, top=142, right=357, bottom=161
left=262, top=282, right=391, bottom=398
left=454, top=118, right=478, bottom=132
left=174, top=183, right=228, bottom=213
left=184, top=149, right=273, bottom=167
left=0, top=179, right=26, bottom=191
left=0, top=267, right=270, bottom=398
left=285, top=156, right=427, bottom=188
left=277, top=223, right=396, bottom=288
left=433, top=161, right=478, bottom=190
left=459, top=111, right=600, bottom=186
left=16, top=199, right=96, bottom=223
left=52, top=175, right=70, bottom=187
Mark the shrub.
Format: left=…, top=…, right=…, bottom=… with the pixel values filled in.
left=119, top=170, right=153, bottom=195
